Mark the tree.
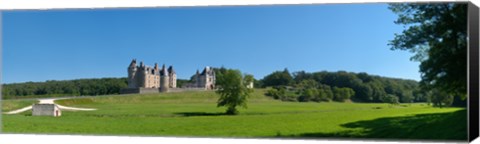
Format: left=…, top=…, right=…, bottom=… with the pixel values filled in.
left=296, top=79, right=318, bottom=89
left=382, top=94, right=400, bottom=105
left=293, top=71, right=313, bottom=83
left=298, top=88, right=317, bottom=102
left=332, top=87, right=355, bottom=102
left=430, top=89, right=454, bottom=108
left=316, top=84, right=334, bottom=102
left=262, top=68, right=294, bottom=87
left=244, top=74, right=255, bottom=88
left=215, top=69, right=253, bottom=115
left=388, top=3, right=468, bottom=103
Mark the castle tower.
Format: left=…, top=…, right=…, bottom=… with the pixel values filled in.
left=127, top=59, right=138, bottom=88
left=160, top=64, right=169, bottom=92
left=168, top=65, right=177, bottom=88
left=137, top=61, right=146, bottom=88
left=195, top=69, right=200, bottom=87
left=203, top=66, right=215, bottom=90
left=153, top=63, right=160, bottom=88
left=154, top=63, right=159, bottom=71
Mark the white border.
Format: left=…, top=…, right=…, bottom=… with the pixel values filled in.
left=0, top=0, right=477, bottom=144
left=0, top=134, right=466, bottom=144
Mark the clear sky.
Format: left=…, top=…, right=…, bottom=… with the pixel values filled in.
left=1, top=3, right=420, bottom=84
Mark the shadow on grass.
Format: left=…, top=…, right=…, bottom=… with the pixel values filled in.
left=175, top=112, right=229, bottom=117
left=281, top=110, right=467, bottom=141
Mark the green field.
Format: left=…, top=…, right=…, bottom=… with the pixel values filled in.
left=1, top=89, right=467, bottom=141
left=2, top=99, right=38, bottom=112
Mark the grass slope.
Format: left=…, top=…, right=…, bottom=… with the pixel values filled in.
left=2, top=99, right=38, bottom=112
left=1, top=89, right=466, bottom=141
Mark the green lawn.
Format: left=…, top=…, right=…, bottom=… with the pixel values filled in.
left=2, top=99, right=38, bottom=112
left=1, top=89, right=467, bottom=141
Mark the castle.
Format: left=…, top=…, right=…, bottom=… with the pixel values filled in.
left=183, top=66, right=216, bottom=90
left=127, top=59, right=177, bottom=92
left=121, top=59, right=216, bottom=94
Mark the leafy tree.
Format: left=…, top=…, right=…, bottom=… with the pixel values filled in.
left=293, top=71, right=313, bottom=83
left=400, top=90, right=414, bottom=103
left=253, top=79, right=264, bottom=88
left=176, top=79, right=190, bottom=88
left=244, top=74, right=255, bottom=88
left=382, top=94, right=400, bottom=105
left=412, top=88, right=428, bottom=102
left=323, top=86, right=334, bottom=101
left=262, top=68, right=294, bottom=87
left=388, top=3, right=468, bottom=103
left=266, top=87, right=281, bottom=99
left=215, top=69, right=253, bottom=115
left=296, top=79, right=318, bottom=89
left=332, top=87, right=355, bottom=102
left=316, top=84, right=334, bottom=102
left=368, top=82, right=388, bottom=102
left=298, top=88, right=317, bottom=102
left=430, top=89, right=454, bottom=107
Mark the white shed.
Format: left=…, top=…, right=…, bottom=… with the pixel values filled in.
left=32, top=104, right=61, bottom=117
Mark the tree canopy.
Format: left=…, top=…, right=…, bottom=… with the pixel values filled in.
left=215, top=68, right=253, bottom=115
left=2, top=78, right=128, bottom=99
left=388, top=3, right=467, bottom=102
left=262, top=68, right=294, bottom=87
left=262, top=70, right=421, bottom=103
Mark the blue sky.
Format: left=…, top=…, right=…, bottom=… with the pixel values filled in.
left=1, top=3, right=420, bottom=84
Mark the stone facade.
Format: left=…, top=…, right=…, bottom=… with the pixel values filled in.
left=127, top=59, right=177, bottom=91
left=122, top=59, right=216, bottom=94
left=183, top=66, right=216, bottom=90
left=32, top=104, right=61, bottom=117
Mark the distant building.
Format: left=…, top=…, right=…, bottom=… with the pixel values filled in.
left=121, top=59, right=216, bottom=94
left=32, top=104, right=61, bottom=117
left=246, top=81, right=254, bottom=89
left=183, top=66, right=216, bottom=90
left=127, top=59, right=176, bottom=92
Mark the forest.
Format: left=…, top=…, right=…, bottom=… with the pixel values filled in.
left=254, top=68, right=465, bottom=107
left=1, top=78, right=190, bottom=99
left=255, top=69, right=426, bottom=104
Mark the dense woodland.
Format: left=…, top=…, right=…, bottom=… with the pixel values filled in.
left=2, top=78, right=128, bottom=99
left=1, top=78, right=190, bottom=99
left=253, top=69, right=427, bottom=104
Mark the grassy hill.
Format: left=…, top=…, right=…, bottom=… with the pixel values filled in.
left=1, top=89, right=467, bottom=141
left=1, top=99, right=37, bottom=112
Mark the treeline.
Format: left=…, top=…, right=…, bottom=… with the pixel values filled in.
left=176, top=79, right=190, bottom=88
left=2, top=77, right=192, bottom=99
left=256, top=69, right=427, bottom=104
left=2, top=78, right=128, bottom=99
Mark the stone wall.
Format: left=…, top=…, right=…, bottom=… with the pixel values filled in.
left=120, top=88, right=165, bottom=94
left=139, top=88, right=161, bottom=94
left=32, top=104, right=61, bottom=117
left=168, top=88, right=207, bottom=93
left=120, top=87, right=207, bottom=94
